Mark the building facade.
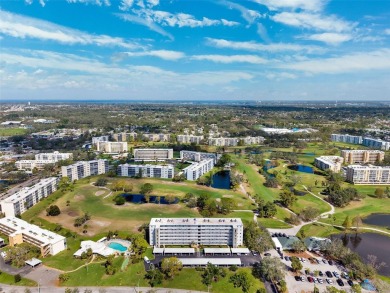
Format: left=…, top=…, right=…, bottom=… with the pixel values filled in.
left=118, top=164, right=174, bottom=179
left=113, top=132, right=137, bottom=142
left=15, top=159, right=56, bottom=171
left=149, top=218, right=243, bottom=248
left=61, top=159, right=109, bottom=181
left=0, top=217, right=66, bottom=256
left=96, top=141, right=128, bottom=153
left=208, top=137, right=238, bottom=147
left=314, top=156, right=344, bottom=173
left=0, top=177, right=58, bottom=217
left=180, top=151, right=218, bottom=163
left=331, top=134, right=363, bottom=144
left=242, top=136, right=265, bottom=145
left=346, top=165, right=390, bottom=185
left=177, top=135, right=204, bottom=144
left=182, top=159, right=214, bottom=181
left=133, top=148, right=173, bottom=161
left=362, top=138, right=390, bottom=151
left=341, top=150, right=385, bottom=164
left=35, top=151, right=73, bottom=161
left=92, top=136, right=109, bottom=145
left=143, top=133, right=171, bottom=142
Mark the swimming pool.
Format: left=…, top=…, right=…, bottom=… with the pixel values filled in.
left=108, top=242, right=128, bottom=252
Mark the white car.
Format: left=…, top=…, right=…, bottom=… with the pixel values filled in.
left=0, top=251, right=6, bottom=258
left=318, top=278, right=324, bottom=284
left=326, top=279, right=333, bottom=284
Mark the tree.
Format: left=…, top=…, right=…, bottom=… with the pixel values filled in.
left=220, top=197, right=236, bottom=214
left=262, top=201, right=277, bottom=218
left=374, top=188, right=385, bottom=198
left=290, top=256, right=302, bottom=272
left=130, top=234, right=149, bottom=259
left=253, top=256, right=285, bottom=283
left=145, top=268, right=163, bottom=287
left=165, top=195, right=176, bottom=204
left=290, top=175, right=302, bottom=186
left=161, top=257, right=183, bottom=279
left=202, top=263, right=225, bottom=286
left=217, top=153, right=232, bottom=167
left=342, top=215, right=352, bottom=232
left=59, top=177, right=73, bottom=192
left=229, top=271, right=252, bottom=293
left=264, top=177, right=278, bottom=188
left=279, top=189, right=297, bottom=208
left=46, top=205, right=61, bottom=216
left=14, top=274, right=21, bottom=283
left=113, top=195, right=125, bottom=205
left=352, top=215, right=363, bottom=233
left=299, top=207, right=320, bottom=222
left=140, top=183, right=153, bottom=195
left=291, top=240, right=306, bottom=253
left=244, top=222, right=273, bottom=253
left=95, top=177, right=108, bottom=186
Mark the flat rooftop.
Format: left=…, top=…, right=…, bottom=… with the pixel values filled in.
left=150, top=218, right=243, bottom=226
left=179, top=258, right=241, bottom=266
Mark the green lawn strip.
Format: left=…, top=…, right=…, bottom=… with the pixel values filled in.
left=290, top=193, right=330, bottom=215
left=62, top=258, right=148, bottom=287
left=0, top=270, right=37, bottom=286
left=217, top=211, right=255, bottom=225
left=258, top=218, right=292, bottom=229
left=298, top=222, right=344, bottom=238
left=0, top=128, right=27, bottom=136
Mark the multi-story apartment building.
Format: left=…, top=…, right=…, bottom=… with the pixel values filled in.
left=346, top=165, right=390, bottom=185
left=15, top=159, right=56, bottom=171
left=331, top=134, right=363, bottom=144
left=208, top=137, right=238, bottom=147
left=113, top=132, right=137, bottom=142
left=96, top=141, right=128, bottom=153
left=182, top=159, right=214, bottom=181
left=362, top=138, right=390, bottom=151
left=0, top=217, right=66, bottom=256
left=314, top=156, right=344, bottom=173
left=143, top=133, right=171, bottom=142
left=61, top=159, right=109, bottom=181
left=133, top=148, right=173, bottom=161
left=177, top=135, right=204, bottom=144
left=118, top=164, right=174, bottom=179
left=92, top=136, right=109, bottom=145
left=180, top=151, right=218, bottom=163
left=0, top=177, right=58, bottom=217
left=149, top=218, right=243, bottom=248
left=341, top=150, right=385, bottom=164
left=35, top=151, right=73, bottom=161
left=241, top=136, right=265, bottom=145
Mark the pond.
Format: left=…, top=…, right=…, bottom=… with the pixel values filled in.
left=288, top=164, right=314, bottom=174
left=331, top=233, right=390, bottom=276
left=211, top=171, right=231, bottom=189
left=363, top=214, right=390, bottom=228
left=121, top=193, right=179, bottom=204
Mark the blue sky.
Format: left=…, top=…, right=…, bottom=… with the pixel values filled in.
left=0, top=0, right=389, bottom=101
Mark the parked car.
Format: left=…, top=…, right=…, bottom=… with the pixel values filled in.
left=284, top=256, right=289, bottom=261
left=315, top=258, right=321, bottom=264
left=319, top=271, right=324, bottom=277
left=264, top=253, right=271, bottom=257
left=305, top=270, right=310, bottom=275
left=322, top=259, right=328, bottom=264
left=328, top=260, right=334, bottom=265
left=326, top=279, right=333, bottom=284
left=317, top=278, right=324, bottom=284
left=307, top=276, right=314, bottom=283
left=337, top=279, right=344, bottom=286
left=347, top=280, right=354, bottom=286
left=333, top=271, right=340, bottom=278
left=295, top=276, right=301, bottom=281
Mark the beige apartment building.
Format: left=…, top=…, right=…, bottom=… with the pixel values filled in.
left=341, top=150, right=385, bottom=164
left=96, top=141, right=128, bottom=153
left=346, top=165, right=390, bottom=185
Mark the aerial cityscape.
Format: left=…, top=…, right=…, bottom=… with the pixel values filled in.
left=0, top=1, right=390, bottom=293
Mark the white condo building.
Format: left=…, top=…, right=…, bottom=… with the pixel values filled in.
left=149, top=218, right=243, bottom=248
left=61, top=159, right=109, bottom=181
left=16, top=151, right=73, bottom=171
left=0, top=217, right=66, bottom=256
left=92, top=136, right=109, bottom=145
left=180, top=151, right=218, bottom=163
left=143, top=133, right=171, bottom=142
left=177, top=135, right=204, bottom=144
left=341, top=150, right=385, bottom=164
left=113, top=132, right=137, bottom=142
left=208, top=137, right=238, bottom=147
left=35, top=151, right=73, bottom=161
left=362, top=138, right=390, bottom=151
left=0, top=177, right=58, bottom=217
left=118, top=164, right=174, bottom=179
left=182, top=159, right=214, bottom=181
left=133, top=148, right=173, bottom=161
left=346, top=165, right=390, bottom=185
left=96, top=141, right=128, bottom=153
left=331, top=134, right=363, bottom=144
left=314, top=156, right=344, bottom=173
left=242, top=136, right=265, bottom=145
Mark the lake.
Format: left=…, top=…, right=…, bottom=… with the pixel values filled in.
left=332, top=233, right=390, bottom=276
left=288, top=164, right=314, bottom=174
left=211, top=171, right=231, bottom=189
left=121, top=193, right=179, bottom=204
left=363, top=214, right=390, bottom=228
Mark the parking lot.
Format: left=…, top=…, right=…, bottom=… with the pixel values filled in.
left=266, top=249, right=371, bottom=293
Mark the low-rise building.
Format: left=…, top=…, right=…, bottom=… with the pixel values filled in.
left=113, top=132, right=137, bottom=142
left=346, top=165, right=390, bottom=185
left=96, top=141, right=128, bottom=153
left=208, top=137, right=238, bottom=147
left=362, top=137, right=390, bottom=151
left=182, top=159, right=214, bottom=181
left=92, top=136, right=109, bottom=145
left=314, top=156, right=344, bottom=173
left=0, top=217, right=66, bottom=256
left=61, top=159, right=109, bottom=181
left=177, top=135, right=204, bottom=144
left=133, top=148, right=173, bottom=161
left=15, top=159, right=56, bottom=171
left=180, top=151, right=218, bottom=163
left=143, top=133, right=170, bottom=142
left=241, top=136, right=265, bottom=145
left=331, top=134, right=363, bottom=144
left=0, top=177, right=58, bottom=217
left=149, top=218, right=243, bottom=248
left=341, top=150, right=385, bottom=164
left=118, top=164, right=174, bottom=179
left=35, top=151, right=73, bottom=161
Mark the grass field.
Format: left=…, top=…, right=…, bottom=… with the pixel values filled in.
left=258, top=218, right=292, bottom=229
left=0, top=127, right=27, bottom=136
left=0, top=270, right=37, bottom=286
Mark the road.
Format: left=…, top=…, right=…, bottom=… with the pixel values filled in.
left=0, top=175, right=39, bottom=200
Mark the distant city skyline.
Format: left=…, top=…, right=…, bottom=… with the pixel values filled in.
left=1, top=0, right=389, bottom=101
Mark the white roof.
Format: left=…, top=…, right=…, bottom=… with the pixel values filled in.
left=164, top=248, right=195, bottom=254
left=25, top=258, right=42, bottom=266
left=150, top=218, right=243, bottom=227
left=73, top=240, right=116, bottom=257
left=204, top=248, right=231, bottom=254
left=153, top=247, right=164, bottom=254
left=231, top=248, right=250, bottom=254
left=179, top=258, right=241, bottom=266
left=272, top=237, right=282, bottom=249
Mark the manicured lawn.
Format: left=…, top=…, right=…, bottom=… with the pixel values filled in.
left=298, top=223, right=344, bottom=238
left=258, top=218, right=292, bottom=229
left=0, top=127, right=27, bottom=136
left=0, top=270, right=37, bottom=286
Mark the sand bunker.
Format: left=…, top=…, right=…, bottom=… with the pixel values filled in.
left=95, top=190, right=105, bottom=196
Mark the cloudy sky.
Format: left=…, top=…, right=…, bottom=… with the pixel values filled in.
left=1, top=0, right=389, bottom=101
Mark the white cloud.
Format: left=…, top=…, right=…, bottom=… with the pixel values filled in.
left=115, top=13, right=174, bottom=40
left=145, top=0, right=159, bottom=7
left=221, top=19, right=241, bottom=27
left=280, top=49, right=390, bottom=74
left=206, top=38, right=323, bottom=53
left=257, top=23, right=270, bottom=43
left=192, top=54, right=267, bottom=64
left=67, top=0, right=111, bottom=6
left=0, top=10, right=140, bottom=49
left=385, top=29, right=390, bottom=35
left=24, top=0, right=46, bottom=6
left=253, top=0, right=326, bottom=12
left=119, top=0, right=134, bottom=11
left=265, top=72, right=297, bottom=80
left=272, top=12, right=355, bottom=32
left=222, top=1, right=263, bottom=25
left=125, top=50, right=185, bottom=61
left=300, top=33, right=352, bottom=45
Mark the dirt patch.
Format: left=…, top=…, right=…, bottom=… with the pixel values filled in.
left=90, top=219, right=111, bottom=228
left=95, top=190, right=105, bottom=196
left=222, top=194, right=234, bottom=198
left=74, top=194, right=85, bottom=201
left=216, top=198, right=221, bottom=202
left=67, top=210, right=79, bottom=217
